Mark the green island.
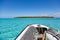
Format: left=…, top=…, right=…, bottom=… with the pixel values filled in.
left=15, top=16, right=54, bottom=18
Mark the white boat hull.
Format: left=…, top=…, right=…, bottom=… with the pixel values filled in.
left=16, top=24, right=60, bottom=40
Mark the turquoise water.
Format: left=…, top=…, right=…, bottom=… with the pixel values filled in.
left=0, top=18, right=60, bottom=40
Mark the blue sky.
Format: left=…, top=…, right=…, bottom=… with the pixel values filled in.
left=0, top=0, right=60, bottom=18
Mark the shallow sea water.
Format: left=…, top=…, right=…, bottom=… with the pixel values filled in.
left=0, top=18, right=60, bottom=40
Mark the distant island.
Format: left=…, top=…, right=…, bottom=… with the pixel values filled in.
left=15, top=16, right=54, bottom=18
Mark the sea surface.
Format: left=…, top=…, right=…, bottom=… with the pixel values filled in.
left=0, top=18, right=60, bottom=40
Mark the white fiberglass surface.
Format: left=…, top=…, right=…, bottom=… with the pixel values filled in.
left=46, top=33, right=57, bottom=40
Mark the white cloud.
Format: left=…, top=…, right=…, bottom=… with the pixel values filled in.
left=39, top=13, right=50, bottom=16
left=39, top=12, right=60, bottom=17
left=52, top=12, right=60, bottom=17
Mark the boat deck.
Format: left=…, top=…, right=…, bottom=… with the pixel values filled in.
left=16, top=24, right=60, bottom=40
